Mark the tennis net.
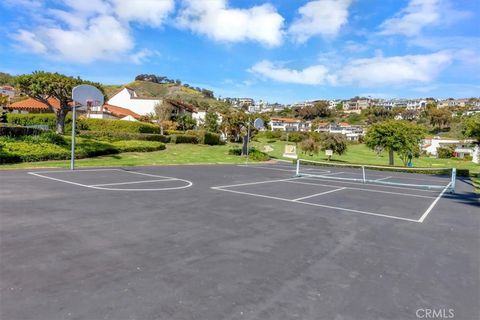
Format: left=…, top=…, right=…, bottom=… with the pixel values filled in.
left=295, top=159, right=456, bottom=193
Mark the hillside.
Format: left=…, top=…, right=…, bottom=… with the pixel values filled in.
left=104, top=80, right=228, bottom=111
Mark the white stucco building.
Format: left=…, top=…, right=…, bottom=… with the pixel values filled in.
left=107, top=87, right=196, bottom=117
left=107, top=87, right=160, bottom=116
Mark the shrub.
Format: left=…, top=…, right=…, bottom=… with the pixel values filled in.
left=300, top=138, right=320, bottom=156
left=437, top=146, right=455, bottom=159
left=170, top=134, right=198, bottom=144
left=76, top=118, right=160, bottom=134
left=78, top=131, right=170, bottom=143
left=265, top=130, right=282, bottom=139
left=0, top=138, right=165, bottom=164
left=186, top=130, right=221, bottom=145
left=228, top=147, right=270, bottom=161
left=280, top=131, right=308, bottom=143
left=0, top=126, right=45, bottom=137
left=165, top=130, right=185, bottom=135
left=7, top=113, right=59, bottom=129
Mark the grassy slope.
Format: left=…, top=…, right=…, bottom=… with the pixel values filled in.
left=0, top=144, right=248, bottom=169
left=251, top=137, right=480, bottom=173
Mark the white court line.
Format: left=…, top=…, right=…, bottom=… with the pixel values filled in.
left=292, top=187, right=346, bottom=201
left=237, top=165, right=295, bottom=173
left=211, top=186, right=420, bottom=223
left=375, top=176, right=392, bottom=181
left=299, top=176, right=442, bottom=193
left=285, top=180, right=437, bottom=199
left=317, top=171, right=344, bottom=176
left=418, top=182, right=452, bottom=223
left=28, top=171, right=192, bottom=191
left=116, top=170, right=173, bottom=179
left=29, top=168, right=120, bottom=174
left=90, top=178, right=176, bottom=187
left=214, top=177, right=301, bottom=189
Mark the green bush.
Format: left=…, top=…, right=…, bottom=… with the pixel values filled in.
left=0, top=137, right=166, bottom=164
left=0, top=126, right=45, bottom=137
left=165, top=130, right=186, bottom=135
left=186, top=130, right=221, bottom=145
left=7, top=113, right=59, bottom=129
left=437, top=146, right=455, bottom=159
left=78, top=131, right=170, bottom=143
left=77, top=118, right=160, bottom=134
left=280, top=131, right=308, bottom=143
left=170, top=134, right=198, bottom=144
left=265, top=130, right=283, bottom=139
left=228, top=147, right=270, bottom=161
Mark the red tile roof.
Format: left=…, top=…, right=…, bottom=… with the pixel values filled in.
left=7, top=97, right=60, bottom=112
left=102, top=104, right=140, bottom=119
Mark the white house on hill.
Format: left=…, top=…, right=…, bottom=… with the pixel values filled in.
left=108, top=87, right=160, bottom=116
left=107, top=87, right=196, bottom=117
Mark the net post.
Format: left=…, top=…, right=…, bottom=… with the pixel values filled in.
left=362, top=165, right=366, bottom=184
left=296, top=159, right=300, bottom=176
left=450, top=168, right=456, bottom=193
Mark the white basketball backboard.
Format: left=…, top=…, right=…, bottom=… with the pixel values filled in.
left=72, top=84, right=104, bottom=109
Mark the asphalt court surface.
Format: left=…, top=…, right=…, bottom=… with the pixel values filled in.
left=1, top=162, right=479, bottom=320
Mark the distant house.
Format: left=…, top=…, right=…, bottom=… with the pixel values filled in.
left=0, top=85, right=15, bottom=99
left=270, top=117, right=310, bottom=132
left=315, top=122, right=364, bottom=141
left=422, top=138, right=475, bottom=159
left=107, top=87, right=196, bottom=117
left=87, top=103, right=140, bottom=121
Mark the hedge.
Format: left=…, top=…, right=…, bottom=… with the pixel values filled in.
left=170, top=134, right=198, bottom=144
left=78, top=131, right=170, bottom=143
left=6, top=114, right=160, bottom=134
left=77, top=118, right=160, bottom=134
left=186, top=130, right=222, bottom=145
left=0, top=126, right=45, bottom=137
left=228, top=147, right=270, bottom=161
left=0, top=138, right=165, bottom=164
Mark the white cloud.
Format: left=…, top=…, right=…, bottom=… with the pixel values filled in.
left=13, top=30, right=47, bottom=54
left=113, top=0, right=175, bottom=26
left=378, top=0, right=440, bottom=36
left=288, top=0, right=352, bottom=43
left=249, top=60, right=334, bottom=85
left=11, top=0, right=175, bottom=64
left=339, top=52, right=452, bottom=86
left=130, top=48, right=158, bottom=64
left=15, top=14, right=133, bottom=64
left=176, top=0, right=284, bottom=46
left=250, top=52, right=453, bottom=87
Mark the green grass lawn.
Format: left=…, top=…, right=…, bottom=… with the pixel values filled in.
left=0, top=143, right=250, bottom=169
left=251, top=138, right=480, bottom=174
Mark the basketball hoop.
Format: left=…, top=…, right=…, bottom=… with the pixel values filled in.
left=70, top=85, right=104, bottom=170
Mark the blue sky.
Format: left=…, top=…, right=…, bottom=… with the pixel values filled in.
left=1, top=0, right=479, bottom=103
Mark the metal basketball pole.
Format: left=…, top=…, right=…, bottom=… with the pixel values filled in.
left=70, top=105, right=76, bottom=171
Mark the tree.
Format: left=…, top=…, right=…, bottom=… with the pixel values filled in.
left=362, top=106, right=394, bottom=124
left=154, top=101, right=173, bottom=135
left=463, top=114, right=480, bottom=141
left=365, top=120, right=426, bottom=166
left=15, top=71, right=104, bottom=134
left=204, top=110, right=219, bottom=133
left=300, top=138, right=320, bottom=156
left=428, top=108, right=452, bottom=130
left=320, top=133, right=347, bottom=159
left=176, top=114, right=196, bottom=131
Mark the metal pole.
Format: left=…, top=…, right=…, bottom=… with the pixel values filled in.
left=245, top=122, right=251, bottom=165
left=362, top=165, right=366, bottom=183
left=296, top=159, right=300, bottom=176
left=70, top=105, right=76, bottom=170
